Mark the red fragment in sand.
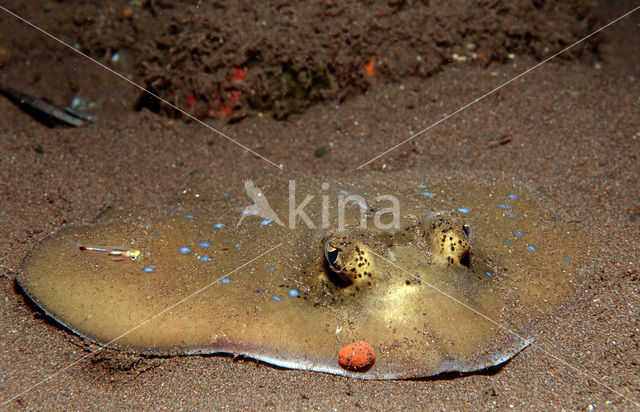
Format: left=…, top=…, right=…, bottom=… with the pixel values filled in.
left=231, top=68, right=247, bottom=82
left=186, top=94, right=197, bottom=109
left=338, top=341, right=375, bottom=372
left=228, top=90, right=242, bottom=104
left=218, top=104, right=232, bottom=118
left=365, top=56, right=376, bottom=76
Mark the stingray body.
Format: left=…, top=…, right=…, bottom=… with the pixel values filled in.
left=18, top=177, right=589, bottom=379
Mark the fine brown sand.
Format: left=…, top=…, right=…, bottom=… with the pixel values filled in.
left=1, top=1, right=639, bottom=410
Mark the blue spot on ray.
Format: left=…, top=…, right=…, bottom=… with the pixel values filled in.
left=179, top=247, right=192, bottom=255
left=214, top=223, right=224, bottom=229
left=260, top=219, right=273, bottom=226
left=288, top=289, right=299, bottom=297
left=198, top=256, right=212, bottom=262
left=507, top=193, right=520, bottom=200
left=526, top=244, right=537, bottom=252
left=185, top=215, right=196, bottom=219
left=418, top=184, right=427, bottom=189
left=234, top=243, right=241, bottom=248
left=273, top=296, right=282, bottom=302
left=421, top=192, right=435, bottom=197
left=504, top=213, right=516, bottom=219
left=514, top=231, right=524, bottom=238
left=457, top=207, right=470, bottom=214
left=220, top=278, right=231, bottom=284
left=268, top=266, right=276, bottom=271
left=485, top=271, right=493, bottom=278
left=142, top=266, right=156, bottom=273
left=563, top=256, right=571, bottom=262
left=498, top=203, right=512, bottom=210
left=197, top=241, right=211, bottom=248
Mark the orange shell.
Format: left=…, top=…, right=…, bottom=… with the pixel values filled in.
left=338, top=341, right=375, bottom=372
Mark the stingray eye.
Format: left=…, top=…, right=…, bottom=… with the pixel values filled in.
left=324, top=235, right=374, bottom=284
left=421, top=213, right=472, bottom=267
left=462, top=223, right=472, bottom=242
left=324, top=239, right=341, bottom=272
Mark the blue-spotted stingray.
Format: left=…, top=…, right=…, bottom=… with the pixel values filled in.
left=18, top=176, right=590, bottom=379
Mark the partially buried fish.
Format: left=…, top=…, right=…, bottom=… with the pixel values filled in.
left=18, top=176, right=591, bottom=379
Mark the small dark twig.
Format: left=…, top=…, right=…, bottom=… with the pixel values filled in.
left=487, top=134, right=512, bottom=148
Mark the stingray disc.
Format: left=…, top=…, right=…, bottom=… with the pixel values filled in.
left=19, top=178, right=590, bottom=379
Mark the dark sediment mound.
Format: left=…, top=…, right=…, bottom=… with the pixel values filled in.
left=72, top=0, right=603, bottom=121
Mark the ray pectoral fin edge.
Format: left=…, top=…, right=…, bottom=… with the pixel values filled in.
left=453, top=336, right=534, bottom=374
left=182, top=334, right=533, bottom=380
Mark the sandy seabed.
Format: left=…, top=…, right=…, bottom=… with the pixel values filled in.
left=0, top=1, right=639, bottom=409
